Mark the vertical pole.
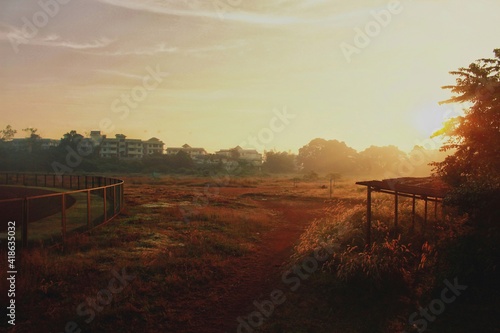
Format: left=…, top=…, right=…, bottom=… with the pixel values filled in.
left=329, top=177, right=333, bottom=199
left=103, top=188, right=107, bottom=222
left=434, top=199, right=438, bottom=220
left=120, top=183, right=124, bottom=211
left=22, top=198, right=28, bottom=247
left=394, top=190, right=399, bottom=228
left=366, top=187, right=372, bottom=246
left=87, top=190, right=92, bottom=229
left=411, top=194, right=416, bottom=230
left=61, top=194, right=67, bottom=242
left=424, top=197, right=428, bottom=233
left=113, top=185, right=118, bottom=216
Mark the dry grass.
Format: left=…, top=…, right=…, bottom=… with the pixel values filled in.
left=1, top=174, right=328, bottom=332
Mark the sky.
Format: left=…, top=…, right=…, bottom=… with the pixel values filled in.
left=1, top=0, right=499, bottom=154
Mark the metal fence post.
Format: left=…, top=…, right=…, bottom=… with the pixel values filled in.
left=22, top=198, right=28, bottom=247
left=61, top=194, right=67, bottom=242
left=113, top=185, right=117, bottom=215
left=103, top=187, right=107, bottom=222
left=87, top=190, right=92, bottom=229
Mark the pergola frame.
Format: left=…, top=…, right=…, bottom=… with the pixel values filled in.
left=356, top=178, right=448, bottom=245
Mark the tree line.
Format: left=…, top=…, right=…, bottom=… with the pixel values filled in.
left=0, top=126, right=445, bottom=177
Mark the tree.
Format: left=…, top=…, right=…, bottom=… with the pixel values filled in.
left=0, top=125, right=16, bottom=141
left=298, top=138, right=358, bottom=174
left=22, top=127, right=41, bottom=152
left=358, top=145, right=407, bottom=177
left=433, top=48, right=500, bottom=218
left=263, top=151, right=296, bottom=173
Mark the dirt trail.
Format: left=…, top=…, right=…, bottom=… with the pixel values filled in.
left=168, top=197, right=330, bottom=333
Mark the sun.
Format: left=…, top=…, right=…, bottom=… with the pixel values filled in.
left=412, top=103, right=458, bottom=138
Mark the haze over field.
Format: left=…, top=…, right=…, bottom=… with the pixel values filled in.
left=1, top=0, right=499, bottom=153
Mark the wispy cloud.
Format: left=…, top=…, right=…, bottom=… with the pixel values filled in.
left=92, top=42, right=179, bottom=56
left=0, top=25, right=113, bottom=50
left=92, top=0, right=306, bottom=25
left=94, top=69, right=147, bottom=80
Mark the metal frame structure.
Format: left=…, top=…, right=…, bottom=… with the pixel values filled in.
left=356, top=177, right=448, bottom=245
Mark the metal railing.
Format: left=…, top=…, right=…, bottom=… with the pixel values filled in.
left=0, top=173, right=124, bottom=247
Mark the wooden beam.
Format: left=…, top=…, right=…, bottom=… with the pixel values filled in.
left=366, top=186, right=372, bottom=246
left=434, top=199, right=438, bottom=220
left=424, top=197, right=428, bottom=233
left=394, top=190, right=399, bottom=228
left=411, top=194, right=416, bottom=230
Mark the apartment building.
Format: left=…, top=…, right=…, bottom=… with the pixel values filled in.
left=166, top=144, right=207, bottom=162
left=215, top=146, right=263, bottom=166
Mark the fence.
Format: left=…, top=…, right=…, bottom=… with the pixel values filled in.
left=0, top=173, right=124, bottom=247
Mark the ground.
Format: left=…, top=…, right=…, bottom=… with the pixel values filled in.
left=0, top=175, right=344, bottom=333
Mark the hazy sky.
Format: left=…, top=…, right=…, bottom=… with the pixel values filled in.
left=1, top=0, right=499, bottom=153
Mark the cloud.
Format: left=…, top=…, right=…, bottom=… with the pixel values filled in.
left=94, top=69, right=147, bottom=80
left=0, top=24, right=113, bottom=51
left=92, top=42, right=179, bottom=56
left=92, top=0, right=306, bottom=25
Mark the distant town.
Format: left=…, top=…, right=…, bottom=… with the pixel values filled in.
left=6, top=130, right=264, bottom=166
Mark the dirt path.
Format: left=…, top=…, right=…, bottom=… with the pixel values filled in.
left=167, top=196, right=330, bottom=333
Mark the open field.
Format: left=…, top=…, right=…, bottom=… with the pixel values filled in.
left=0, top=175, right=340, bottom=332
left=1, top=175, right=497, bottom=332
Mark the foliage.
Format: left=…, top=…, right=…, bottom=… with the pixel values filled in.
left=358, top=145, right=406, bottom=176
left=297, top=138, right=358, bottom=174
left=433, top=48, right=500, bottom=190
left=262, top=150, right=296, bottom=173
left=0, top=125, right=16, bottom=141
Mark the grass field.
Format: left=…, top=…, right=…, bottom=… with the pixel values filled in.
left=0, top=174, right=496, bottom=333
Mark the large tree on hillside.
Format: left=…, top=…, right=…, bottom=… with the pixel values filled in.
left=433, top=49, right=500, bottom=217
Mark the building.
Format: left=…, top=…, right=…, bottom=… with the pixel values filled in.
left=99, top=134, right=144, bottom=159
left=166, top=144, right=207, bottom=163
left=215, top=146, right=262, bottom=166
left=89, top=131, right=104, bottom=146
left=143, top=137, right=165, bottom=155
left=9, top=138, right=60, bottom=151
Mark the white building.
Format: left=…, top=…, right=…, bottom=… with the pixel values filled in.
left=143, top=137, right=165, bottom=155
left=215, top=146, right=262, bottom=166
left=166, top=144, right=207, bottom=163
